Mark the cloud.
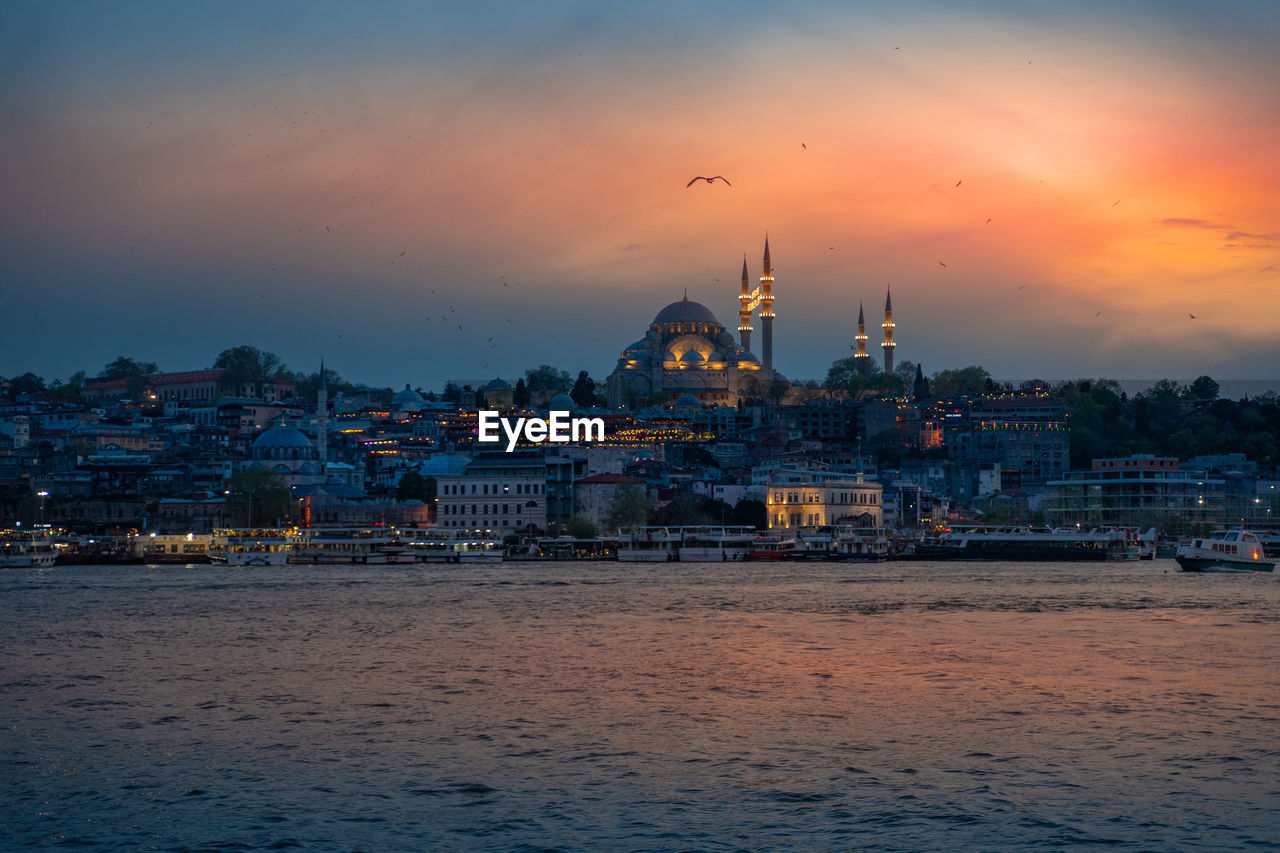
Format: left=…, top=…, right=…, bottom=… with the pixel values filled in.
left=1160, top=218, right=1233, bottom=229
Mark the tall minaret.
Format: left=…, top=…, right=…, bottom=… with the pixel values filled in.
left=853, top=301, right=869, bottom=360
left=316, top=358, right=328, bottom=469
left=737, top=255, right=753, bottom=353
left=881, top=287, right=896, bottom=374
left=759, top=236, right=775, bottom=374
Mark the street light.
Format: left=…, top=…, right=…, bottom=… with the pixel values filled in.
left=36, top=490, right=49, bottom=526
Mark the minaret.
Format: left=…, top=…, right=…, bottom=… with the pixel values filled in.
left=881, top=287, right=896, bottom=374
left=760, top=236, right=775, bottom=374
left=853, top=301, right=869, bottom=360
left=316, top=359, right=328, bottom=469
left=737, top=256, right=753, bottom=353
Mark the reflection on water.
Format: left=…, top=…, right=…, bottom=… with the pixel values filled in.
left=2, top=561, right=1277, bottom=850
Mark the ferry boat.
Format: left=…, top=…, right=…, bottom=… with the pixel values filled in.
left=0, top=529, right=58, bottom=568
left=1175, top=530, right=1274, bottom=572
left=617, top=526, right=682, bottom=562
left=834, top=526, right=891, bottom=562
left=397, top=529, right=460, bottom=562
left=678, top=526, right=756, bottom=562
left=140, top=533, right=212, bottom=564
left=289, top=528, right=393, bottom=564
left=794, top=527, right=838, bottom=561
left=450, top=529, right=505, bottom=563
left=908, top=525, right=1139, bottom=561
left=209, top=529, right=289, bottom=566
left=750, top=534, right=797, bottom=561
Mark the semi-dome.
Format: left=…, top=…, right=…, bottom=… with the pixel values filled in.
left=653, top=297, right=720, bottom=326
left=680, top=350, right=705, bottom=363
left=252, top=424, right=313, bottom=450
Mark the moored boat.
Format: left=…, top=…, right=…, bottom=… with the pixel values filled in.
left=210, top=529, right=290, bottom=566
left=1175, top=530, right=1274, bottom=573
left=141, top=533, right=213, bottom=564
left=678, top=526, right=755, bottom=562
left=289, top=528, right=392, bottom=564
left=907, top=525, right=1138, bottom=561
left=617, top=526, right=682, bottom=562
left=0, top=529, right=58, bottom=568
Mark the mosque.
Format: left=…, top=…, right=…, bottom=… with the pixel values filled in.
left=605, top=238, right=779, bottom=409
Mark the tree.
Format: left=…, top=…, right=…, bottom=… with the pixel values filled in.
left=733, top=498, right=767, bottom=530
left=1143, top=379, right=1185, bottom=401
left=604, top=484, right=651, bottom=531
left=929, top=365, right=991, bottom=396
left=397, top=471, right=436, bottom=503
left=525, top=364, right=571, bottom=405
left=443, top=382, right=462, bottom=405
left=513, top=378, right=531, bottom=406
left=6, top=372, right=46, bottom=397
left=214, top=346, right=288, bottom=397
left=565, top=516, right=599, bottom=539
left=100, top=356, right=158, bottom=380
left=825, top=357, right=903, bottom=398
left=570, top=371, right=597, bottom=408
left=227, top=465, right=291, bottom=527
left=1187, top=375, right=1220, bottom=401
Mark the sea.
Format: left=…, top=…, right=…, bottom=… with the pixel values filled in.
left=2, top=560, right=1277, bottom=852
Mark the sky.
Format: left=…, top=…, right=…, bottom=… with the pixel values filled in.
left=3, top=0, right=1279, bottom=391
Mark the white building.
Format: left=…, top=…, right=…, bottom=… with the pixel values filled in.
left=767, top=466, right=883, bottom=530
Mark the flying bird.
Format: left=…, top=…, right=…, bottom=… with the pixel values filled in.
left=986, top=218, right=992, bottom=224
left=938, top=261, right=947, bottom=267
left=1188, top=313, right=1197, bottom=319
left=955, top=179, right=962, bottom=187
left=686, top=176, right=731, bottom=187
left=400, top=251, right=406, bottom=256
left=1016, top=285, right=1026, bottom=291
left=801, top=142, right=806, bottom=149
left=1112, top=200, right=1120, bottom=207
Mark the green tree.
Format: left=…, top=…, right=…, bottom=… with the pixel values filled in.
left=397, top=471, right=436, bottom=502
left=565, top=515, right=599, bottom=539
left=1187, top=375, right=1220, bottom=400
left=100, top=356, right=158, bottom=380
left=227, top=466, right=291, bottom=527
left=604, top=483, right=651, bottom=531
left=930, top=365, right=991, bottom=396
left=214, top=346, right=288, bottom=397
left=733, top=498, right=767, bottom=530
left=513, top=378, right=531, bottom=406
left=6, top=372, right=46, bottom=397
left=570, top=371, right=597, bottom=408
left=1144, top=379, right=1185, bottom=401
left=525, top=364, right=572, bottom=405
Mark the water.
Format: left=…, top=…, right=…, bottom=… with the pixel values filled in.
left=2, top=560, right=1278, bottom=851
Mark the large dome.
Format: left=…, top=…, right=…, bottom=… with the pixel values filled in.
left=252, top=424, right=313, bottom=450
left=653, top=297, right=720, bottom=326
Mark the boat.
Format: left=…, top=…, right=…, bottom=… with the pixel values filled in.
left=209, top=529, right=290, bottom=566
left=1175, top=530, right=1274, bottom=572
left=678, top=526, right=756, bottom=562
left=397, top=528, right=460, bottom=562
left=907, top=525, right=1139, bottom=561
left=0, top=529, right=58, bottom=568
left=793, top=527, right=838, bottom=561
left=834, top=526, right=891, bottom=562
left=289, top=528, right=393, bottom=564
left=140, top=533, right=212, bottom=564
left=617, top=526, right=682, bottom=562
left=450, top=529, right=505, bottom=563
left=750, top=534, right=797, bottom=561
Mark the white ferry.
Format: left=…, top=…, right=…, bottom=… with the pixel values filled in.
left=835, top=526, right=891, bottom=562
left=450, top=529, right=505, bottom=563
left=794, top=527, right=838, bottom=561
left=0, top=530, right=58, bottom=568
left=141, top=533, right=212, bottom=564
left=910, top=526, right=1139, bottom=561
left=617, top=526, right=682, bottom=562
left=209, top=529, right=290, bottom=566
left=289, top=528, right=393, bottom=564
left=397, top=529, right=460, bottom=562
left=1175, top=530, right=1274, bottom=573
left=678, top=526, right=756, bottom=562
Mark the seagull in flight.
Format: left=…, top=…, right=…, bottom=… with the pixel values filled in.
left=686, top=176, right=731, bottom=187
left=938, top=260, right=947, bottom=267
left=1188, top=313, right=1197, bottom=319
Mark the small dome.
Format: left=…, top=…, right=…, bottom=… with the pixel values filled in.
left=484, top=377, right=511, bottom=390
left=680, top=350, right=705, bottom=363
left=707, top=352, right=726, bottom=362
left=548, top=392, right=576, bottom=411
left=717, top=331, right=736, bottom=346
left=738, top=352, right=760, bottom=364
left=392, top=384, right=424, bottom=404
left=673, top=394, right=701, bottom=409
left=663, top=351, right=678, bottom=362
left=252, top=425, right=313, bottom=449
left=653, top=298, right=720, bottom=326
left=624, top=339, right=649, bottom=353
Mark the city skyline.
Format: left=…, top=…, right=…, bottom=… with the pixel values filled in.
left=3, top=1, right=1279, bottom=389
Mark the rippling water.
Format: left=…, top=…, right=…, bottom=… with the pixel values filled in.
left=2, top=560, right=1278, bottom=851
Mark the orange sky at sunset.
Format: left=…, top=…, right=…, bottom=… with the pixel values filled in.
left=3, top=2, right=1278, bottom=386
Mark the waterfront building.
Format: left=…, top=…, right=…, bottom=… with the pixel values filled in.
left=766, top=466, right=883, bottom=530
left=435, top=451, right=548, bottom=537
left=1045, top=455, right=1226, bottom=530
